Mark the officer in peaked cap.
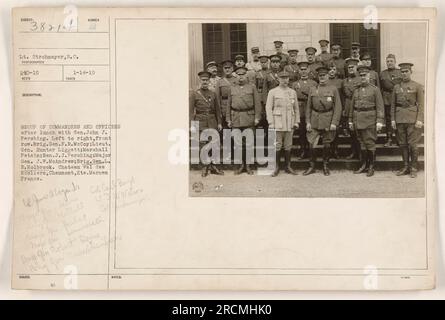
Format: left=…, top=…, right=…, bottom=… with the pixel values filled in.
left=205, top=60, right=221, bottom=92
left=246, top=46, right=262, bottom=72
left=227, top=66, right=262, bottom=175
left=284, top=49, right=300, bottom=84
left=380, top=53, right=402, bottom=147
left=316, top=39, right=333, bottom=65
left=304, top=65, right=342, bottom=176
left=265, top=70, right=300, bottom=177
left=350, top=41, right=361, bottom=61
left=342, top=58, right=361, bottom=160
left=305, top=47, right=323, bottom=82
left=348, top=65, right=384, bottom=177
left=292, top=61, right=318, bottom=159
left=273, top=40, right=289, bottom=68
left=215, top=59, right=237, bottom=128
left=190, top=71, right=223, bottom=177
left=359, top=52, right=380, bottom=88
left=391, top=62, right=424, bottom=178
left=262, top=54, right=282, bottom=104
left=330, top=43, right=346, bottom=79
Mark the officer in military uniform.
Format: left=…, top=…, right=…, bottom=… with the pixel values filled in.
left=205, top=61, right=221, bottom=92
left=215, top=60, right=238, bottom=128
left=380, top=54, right=402, bottom=147
left=265, top=71, right=300, bottom=177
left=358, top=53, right=380, bottom=89
left=292, top=61, right=317, bottom=159
left=316, top=39, right=333, bottom=65
left=348, top=65, right=384, bottom=177
left=284, top=49, right=300, bottom=85
left=391, top=62, right=424, bottom=178
left=254, top=55, right=270, bottom=130
left=305, top=47, right=323, bottom=82
left=342, top=58, right=361, bottom=159
left=189, top=71, right=223, bottom=177
left=233, top=54, right=255, bottom=84
left=304, top=66, right=342, bottom=176
left=330, top=43, right=346, bottom=79
left=262, top=54, right=282, bottom=103
left=227, top=67, right=262, bottom=175
left=246, top=46, right=262, bottom=72
left=349, top=41, right=361, bottom=62
left=327, top=62, right=344, bottom=159
left=273, top=40, right=289, bottom=68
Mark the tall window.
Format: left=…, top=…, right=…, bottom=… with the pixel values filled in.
left=330, top=23, right=381, bottom=72
left=202, top=23, right=247, bottom=69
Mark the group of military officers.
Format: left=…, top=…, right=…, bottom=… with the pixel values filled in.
left=190, top=39, right=424, bottom=178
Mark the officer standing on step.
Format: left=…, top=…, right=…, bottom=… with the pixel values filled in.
left=349, top=65, right=384, bottom=177
left=266, top=71, right=300, bottom=177
left=304, top=66, right=342, bottom=176
left=391, top=62, right=424, bottom=178
left=189, top=71, right=223, bottom=177
left=227, top=67, right=262, bottom=175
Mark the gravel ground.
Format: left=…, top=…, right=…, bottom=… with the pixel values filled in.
left=189, top=169, right=425, bottom=198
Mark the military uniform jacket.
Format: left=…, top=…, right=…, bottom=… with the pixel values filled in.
left=189, top=88, right=221, bottom=130
left=342, top=75, right=361, bottom=116
left=368, top=70, right=380, bottom=89
left=255, top=69, right=269, bottom=104
left=284, top=63, right=300, bottom=84
left=307, top=61, right=323, bottom=82
left=266, top=86, right=300, bottom=131
left=306, top=84, right=342, bottom=130
left=349, top=83, right=384, bottom=130
left=227, top=83, right=262, bottom=128
left=391, top=80, right=424, bottom=124
left=215, top=76, right=238, bottom=115
left=331, top=57, right=346, bottom=79
left=292, top=78, right=317, bottom=117
left=380, top=68, right=402, bottom=105
left=262, top=69, right=281, bottom=103
left=208, top=76, right=221, bottom=92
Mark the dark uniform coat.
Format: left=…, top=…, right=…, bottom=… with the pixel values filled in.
left=331, top=56, right=346, bottom=79
left=292, top=78, right=317, bottom=118
left=306, top=84, right=342, bottom=130
left=349, top=83, right=384, bottom=130
left=255, top=69, right=269, bottom=105
left=189, top=88, right=221, bottom=130
left=342, top=75, right=361, bottom=116
left=284, top=63, right=300, bottom=84
left=391, top=80, right=424, bottom=124
left=215, top=76, right=238, bottom=118
left=368, top=70, right=381, bottom=89
left=307, top=61, right=323, bottom=82
left=262, top=69, right=281, bottom=103
left=380, top=68, right=402, bottom=106
left=227, top=83, right=262, bottom=128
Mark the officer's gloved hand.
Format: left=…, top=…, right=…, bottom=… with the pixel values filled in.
left=329, top=124, right=336, bottom=131
left=349, top=122, right=354, bottom=131
left=415, top=121, right=423, bottom=129
left=306, top=123, right=312, bottom=132
left=391, top=121, right=397, bottom=130
left=254, top=119, right=260, bottom=127
left=227, top=121, right=232, bottom=128
left=376, top=122, right=383, bottom=132
left=217, top=124, right=223, bottom=131
left=294, top=123, right=299, bottom=130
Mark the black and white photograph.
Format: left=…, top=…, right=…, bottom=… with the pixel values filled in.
left=189, top=22, right=427, bottom=198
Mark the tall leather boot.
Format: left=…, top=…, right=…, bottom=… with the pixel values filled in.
left=346, top=133, right=359, bottom=159
left=354, top=150, right=368, bottom=174
left=210, top=162, right=224, bottom=175
left=322, top=144, right=331, bottom=176
left=284, top=150, right=298, bottom=175
left=409, top=146, right=418, bottom=178
left=303, top=147, right=316, bottom=176
left=366, top=150, right=375, bottom=177
left=396, top=146, right=410, bottom=176
left=271, top=149, right=281, bottom=177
